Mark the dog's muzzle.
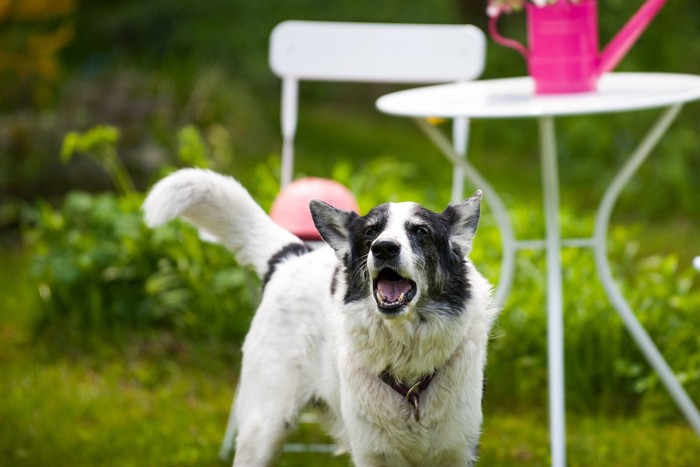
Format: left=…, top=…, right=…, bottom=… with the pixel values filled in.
left=370, top=240, right=417, bottom=314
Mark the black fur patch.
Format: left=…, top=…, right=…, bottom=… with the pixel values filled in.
left=330, top=264, right=341, bottom=296
left=408, top=206, right=471, bottom=317
left=262, top=242, right=312, bottom=290
left=342, top=204, right=390, bottom=304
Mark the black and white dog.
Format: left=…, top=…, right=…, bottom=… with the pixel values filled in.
left=143, top=169, right=498, bottom=467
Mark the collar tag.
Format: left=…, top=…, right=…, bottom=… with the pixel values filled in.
left=379, top=370, right=436, bottom=422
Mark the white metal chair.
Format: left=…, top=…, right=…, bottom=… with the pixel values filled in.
left=269, top=20, right=485, bottom=204
left=220, top=20, right=486, bottom=461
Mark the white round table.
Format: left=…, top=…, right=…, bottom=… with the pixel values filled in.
left=377, top=72, right=700, bottom=467
left=378, top=72, right=700, bottom=118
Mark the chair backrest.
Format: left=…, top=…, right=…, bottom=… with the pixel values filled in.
left=268, top=20, right=486, bottom=187
left=270, top=21, right=485, bottom=83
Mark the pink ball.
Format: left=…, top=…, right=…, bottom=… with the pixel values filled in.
left=270, top=177, right=359, bottom=241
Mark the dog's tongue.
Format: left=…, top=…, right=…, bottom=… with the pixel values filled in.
left=377, top=278, right=412, bottom=303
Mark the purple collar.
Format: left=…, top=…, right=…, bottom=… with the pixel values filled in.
left=379, top=370, right=437, bottom=421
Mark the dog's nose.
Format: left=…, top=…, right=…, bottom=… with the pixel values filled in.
left=371, top=239, right=401, bottom=260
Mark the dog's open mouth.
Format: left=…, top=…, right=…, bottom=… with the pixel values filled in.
left=373, top=268, right=417, bottom=312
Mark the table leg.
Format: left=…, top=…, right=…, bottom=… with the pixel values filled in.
left=592, top=104, right=700, bottom=435
left=538, top=116, right=567, bottom=467
left=414, top=118, right=517, bottom=309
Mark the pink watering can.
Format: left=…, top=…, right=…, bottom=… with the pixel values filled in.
left=489, top=0, right=667, bottom=94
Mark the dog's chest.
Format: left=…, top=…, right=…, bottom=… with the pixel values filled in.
left=340, top=362, right=474, bottom=457
left=332, top=333, right=485, bottom=464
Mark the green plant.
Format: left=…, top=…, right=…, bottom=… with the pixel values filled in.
left=25, top=125, right=258, bottom=342
left=61, top=125, right=135, bottom=195
left=25, top=190, right=257, bottom=342
left=483, top=214, right=700, bottom=420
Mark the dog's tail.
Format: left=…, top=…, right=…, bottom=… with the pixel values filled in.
left=142, top=168, right=303, bottom=278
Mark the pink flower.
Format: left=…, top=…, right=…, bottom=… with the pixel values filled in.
left=487, top=0, right=578, bottom=16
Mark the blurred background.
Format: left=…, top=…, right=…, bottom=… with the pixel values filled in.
left=0, top=0, right=699, bottom=465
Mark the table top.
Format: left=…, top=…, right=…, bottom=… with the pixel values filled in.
left=376, top=72, right=700, bottom=119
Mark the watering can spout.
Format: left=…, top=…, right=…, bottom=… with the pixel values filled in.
left=597, top=0, right=667, bottom=76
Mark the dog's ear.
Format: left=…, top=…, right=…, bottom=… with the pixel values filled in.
left=445, top=190, right=482, bottom=255
left=310, top=199, right=357, bottom=255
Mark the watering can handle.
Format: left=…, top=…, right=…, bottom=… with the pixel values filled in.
left=488, top=11, right=529, bottom=60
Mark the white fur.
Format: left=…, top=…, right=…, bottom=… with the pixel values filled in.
left=367, top=202, right=415, bottom=284
left=142, top=168, right=299, bottom=277
left=143, top=169, right=499, bottom=467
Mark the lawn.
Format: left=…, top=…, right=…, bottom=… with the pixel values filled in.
left=2, top=249, right=699, bottom=466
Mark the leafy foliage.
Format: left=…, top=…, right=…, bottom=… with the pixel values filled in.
left=485, top=227, right=700, bottom=419
left=24, top=126, right=258, bottom=342
left=26, top=190, right=257, bottom=342
left=61, top=125, right=135, bottom=195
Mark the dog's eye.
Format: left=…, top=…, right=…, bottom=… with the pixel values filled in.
left=365, top=226, right=378, bottom=238
left=413, top=226, right=430, bottom=237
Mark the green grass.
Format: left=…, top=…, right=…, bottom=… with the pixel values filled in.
left=480, top=410, right=700, bottom=466
left=2, top=327, right=699, bottom=466
left=2, top=249, right=700, bottom=466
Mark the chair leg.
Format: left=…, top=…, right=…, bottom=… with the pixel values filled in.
left=450, top=117, right=469, bottom=204
left=280, top=78, right=299, bottom=187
